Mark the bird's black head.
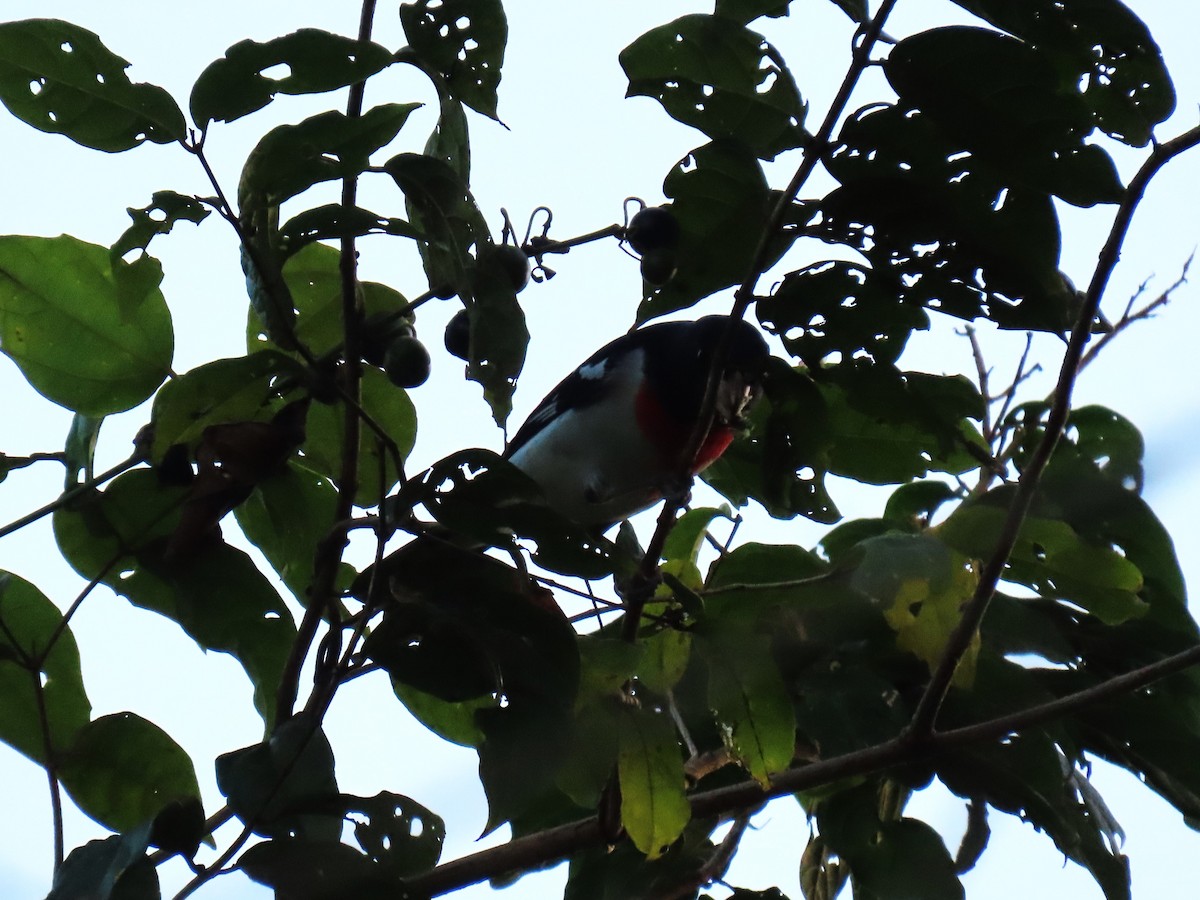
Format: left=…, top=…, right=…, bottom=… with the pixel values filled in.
left=645, top=315, right=770, bottom=426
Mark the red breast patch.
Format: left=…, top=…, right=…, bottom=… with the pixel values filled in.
left=635, top=384, right=734, bottom=473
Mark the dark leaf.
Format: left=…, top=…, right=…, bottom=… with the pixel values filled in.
left=0, top=235, right=173, bottom=416
left=0, top=19, right=184, bottom=150
left=343, top=791, right=445, bottom=877
left=400, top=0, right=508, bottom=119
left=702, top=355, right=840, bottom=524
left=759, top=261, right=929, bottom=368
left=53, top=469, right=296, bottom=726
left=0, top=571, right=91, bottom=764
left=886, top=26, right=1124, bottom=206
left=714, top=0, right=792, bottom=24
left=216, top=714, right=340, bottom=841
left=565, top=818, right=723, bottom=900
left=882, top=480, right=959, bottom=529
left=239, top=103, right=421, bottom=208
left=60, top=711, right=201, bottom=834
left=638, top=141, right=775, bottom=321
left=621, top=15, right=807, bottom=160
left=823, top=103, right=1074, bottom=331
left=190, top=29, right=394, bottom=127
left=238, top=839, right=383, bottom=899
left=949, top=0, right=1174, bottom=146
left=48, top=823, right=156, bottom=900
left=279, top=204, right=420, bottom=254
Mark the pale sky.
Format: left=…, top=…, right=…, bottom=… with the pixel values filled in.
left=2, top=2, right=1200, bottom=898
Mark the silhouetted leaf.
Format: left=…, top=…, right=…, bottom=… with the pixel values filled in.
left=48, top=823, right=156, bottom=900
left=0, top=235, right=173, bottom=416
left=886, top=27, right=1124, bottom=206
left=217, top=714, right=340, bottom=841
left=400, top=0, right=508, bottom=119
left=949, top=0, right=1174, bottom=146
left=0, top=19, right=184, bottom=150
left=190, top=29, right=394, bottom=127
left=621, top=15, right=807, bottom=160
left=279, top=205, right=420, bottom=254
left=110, top=191, right=210, bottom=261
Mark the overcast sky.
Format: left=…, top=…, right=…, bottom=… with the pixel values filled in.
left=2, top=2, right=1200, bottom=898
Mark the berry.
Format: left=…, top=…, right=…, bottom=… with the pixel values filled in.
left=626, top=206, right=680, bottom=255
left=383, top=335, right=432, bottom=388
left=444, top=308, right=471, bottom=361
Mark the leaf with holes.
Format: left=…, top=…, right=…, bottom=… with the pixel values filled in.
left=59, top=712, right=201, bottom=834
left=886, top=26, right=1124, bottom=207
left=190, top=29, right=395, bottom=127
left=400, top=0, right=507, bottom=120
left=948, top=0, right=1174, bottom=147
left=0, top=19, right=184, bottom=150
left=53, top=470, right=296, bottom=726
left=621, top=15, right=807, bottom=160
left=0, top=571, right=91, bottom=765
left=111, top=191, right=210, bottom=261
left=618, top=704, right=690, bottom=859
left=822, top=103, right=1076, bottom=331
left=0, top=235, right=173, bottom=416
left=759, top=261, right=929, bottom=368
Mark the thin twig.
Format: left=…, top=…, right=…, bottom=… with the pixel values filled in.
left=906, top=122, right=1200, bottom=739
left=961, top=325, right=993, bottom=440
left=0, top=453, right=141, bottom=541
left=33, top=668, right=64, bottom=870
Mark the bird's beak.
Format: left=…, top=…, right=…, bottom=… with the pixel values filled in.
left=715, top=369, right=762, bottom=428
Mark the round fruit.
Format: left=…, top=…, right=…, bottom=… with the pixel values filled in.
left=432, top=282, right=458, bottom=300
left=639, top=248, right=678, bottom=287
left=444, top=308, right=471, bottom=361
left=383, top=335, right=432, bottom=388
left=486, top=244, right=532, bottom=294
left=626, top=206, right=680, bottom=255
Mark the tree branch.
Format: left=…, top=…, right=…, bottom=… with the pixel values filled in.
left=401, top=640, right=1200, bottom=897
left=0, top=453, right=141, bottom=541
left=906, top=121, right=1200, bottom=738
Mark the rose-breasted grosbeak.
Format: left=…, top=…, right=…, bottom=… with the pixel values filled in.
left=504, top=315, right=769, bottom=527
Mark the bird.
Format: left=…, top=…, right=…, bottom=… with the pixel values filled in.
left=503, top=315, right=770, bottom=528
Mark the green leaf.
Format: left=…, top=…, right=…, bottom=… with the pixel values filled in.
left=760, top=261, right=929, bottom=368
left=0, top=571, right=91, bottom=764
left=53, top=469, right=296, bottom=726
left=400, top=0, right=508, bottom=120
left=700, top=631, right=796, bottom=785
left=819, top=365, right=984, bottom=484
left=937, top=502, right=1147, bottom=625
left=638, top=141, right=775, bottom=321
left=662, top=506, right=730, bottom=567
left=621, top=15, right=807, bottom=160
left=617, top=705, right=691, bottom=859
left=48, top=823, right=156, bottom=900
left=63, top=413, right=103, bottom=490
left=886, top=26, right=1123, bottom=207
left=0, top=234, right=173, bottom=416
left=240, top=102, right=422, bottom=208
left=636, top=628, right=693, bottom=696
left=60, top=712, right=201, bottom=834
left=949, top=0, right=1174, bottom=146
left=111, top=190, right=210, bottom=261
left=216, top=714, right=340, bottom=841
left=303, top=366, right=416, bottom=508
left=391, top=681, right=490, bottom=748
left=149, top=351, right=300, bottom=462
left=466, top=255, right=529, bottom=426
left=0, top=19, right=184, bottom=151
left=190, top=29, right=395, bottom=127
left=235, top=461, right=341, bottom=603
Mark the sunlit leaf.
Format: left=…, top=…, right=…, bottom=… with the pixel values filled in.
left=618, top=705, right=690, bottom=859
